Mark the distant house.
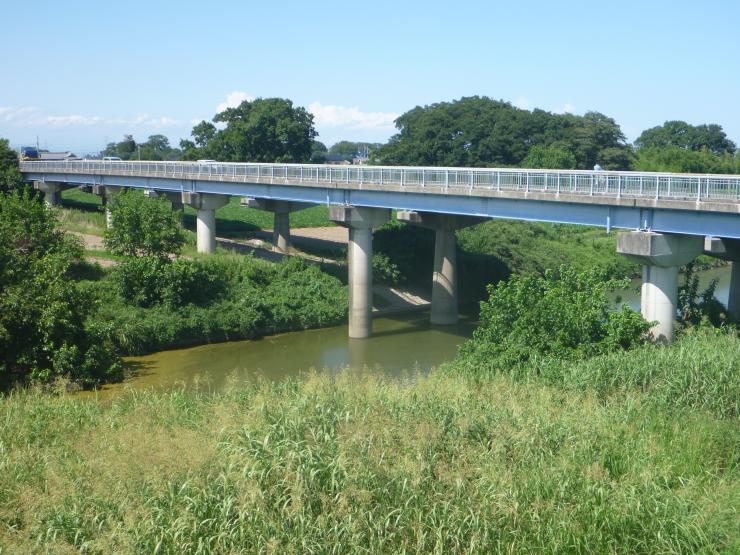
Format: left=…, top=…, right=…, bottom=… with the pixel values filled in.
left=38, top=151, right=80, bottom=161
left=324, top=154, right=351, bottom=165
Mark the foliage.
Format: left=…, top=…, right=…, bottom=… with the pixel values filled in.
left=0, top=137, right=22, bottom=192
left=456, top=266, right=650, bottom=371
left=104, top=189, right=185, bottom=259
left=85, top=255, right=348, bottom=355
left=372, top=252, right=402, bottom=284
left=0, top=190, right=121, bottom=386
left=375, top=219, right=639, bottom=298
left=678, top=263, right=729, bottom=326
left=183, top=98, right=317, bottom=163
left=310, top=140, right=328, bottom=163
left=102, top=134, right=181, bottom=161
left=633, top=145, right=740, bottom=174
left=1, top=347, right=737, bottom=552
left=372, top=96, right=632, bottom=169
left=635, top=120, right=736, bottom=155
left=521, top=143, right=576, bottom=169
left=328, top=140, right=382, bottom=158
left=112, top=257, right=223, bottom=309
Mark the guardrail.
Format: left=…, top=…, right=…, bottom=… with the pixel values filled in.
left=20, top=160, right=740, bottom=202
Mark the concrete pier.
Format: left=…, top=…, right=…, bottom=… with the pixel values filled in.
left=33, top=181, right=61, bottom=207
left=704, top=237, right=740, bottom=321
left=617, top=231, right=703, bottom=343
left=162, top=191, right=185, bottom=226
left=184, top=192, right=229, bottom=254
left=397, top=211, right=483, bottom=325
left=330, top=206, right=390, bottom=338
left=241, top=198, right=311, bottom=253
left=104, top=186, right=124, bottom=228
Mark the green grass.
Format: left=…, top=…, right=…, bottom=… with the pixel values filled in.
left=59, top=188, right=334, bottom=238
left=1, top=331, right=737, bottom=553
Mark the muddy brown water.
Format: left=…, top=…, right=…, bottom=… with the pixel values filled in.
left=93, top=266, right=731, bottom=395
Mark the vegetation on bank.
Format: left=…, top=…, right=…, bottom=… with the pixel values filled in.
left=0, top=189, right=348, bottom=388
left=0, top=329, right=737, bottom=553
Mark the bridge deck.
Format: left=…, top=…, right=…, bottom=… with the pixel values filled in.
left=21, top=161, right=740, bottom=239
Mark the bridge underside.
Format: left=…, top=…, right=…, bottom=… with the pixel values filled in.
left=23, top=172, right=740, bottom=239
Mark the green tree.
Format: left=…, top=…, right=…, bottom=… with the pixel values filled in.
left=185, top=98, right=317, bottom=163
left=456, top=266, right=650, bottom=372
left=635, top=121, right=736, bottom=155
left=0, top=138, right=22, bottom=192
left=521, top=144, right=576, bottom=169
left=372, top=97, right=631, bottom=169
left=0, top=190, right=120, bottom=385
left=328, top=141, right=382, bottom=158
left=104, top=190, right=185, bottom=259
left=310, top=140, right=328, bottom=163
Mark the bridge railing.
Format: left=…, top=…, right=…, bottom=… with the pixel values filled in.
left=20, top=160, right=740, bottom=202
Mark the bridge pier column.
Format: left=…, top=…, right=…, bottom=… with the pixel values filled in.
left=330, top=206, right=391, bottom=338
left=104, top=186, right=124, bottom=228
left=397, top=211, right=483, bottom=325
left=704, top=237, right=740, bottom=321
left=240, top=198, right=311, bottom=253
left=161, top=191, right=185, bottom=227
left=184, top=192, right=229, bottom=254
left=33, top=181, right=62, bottom=207
left=617, top=231, right=703, bottom=343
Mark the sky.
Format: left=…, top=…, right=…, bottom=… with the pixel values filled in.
left=1, top=0, right=739, bottom=154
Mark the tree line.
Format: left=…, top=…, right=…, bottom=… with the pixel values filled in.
left=94, top=95, right=740, bottom=174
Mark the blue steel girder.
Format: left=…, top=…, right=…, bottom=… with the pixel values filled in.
left=23, top=171, right=740, bottom=239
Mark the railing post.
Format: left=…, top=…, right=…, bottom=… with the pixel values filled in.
left=496, top=172, right=501, bottom=192
left=422, top=170, right=425, bottom=187
left=617, top=175, right=622, bottom=198
left=590, top=174, right=594, bottom=196
left=696, top=177, right=701, bottom=201
left=667, top=177, right=672, bottom=197
left=526, top=172, right=530, bottom=193
left=639, top=176, right=644, bottom=196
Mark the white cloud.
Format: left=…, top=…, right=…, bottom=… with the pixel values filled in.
left=0, top=107, right=180, bottom=128
left=216, top=91, right=254, bottom=114
left=308, top=102, right=398, bottom=130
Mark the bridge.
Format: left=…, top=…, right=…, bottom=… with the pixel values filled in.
left=21, top=160, right=740, bottom=342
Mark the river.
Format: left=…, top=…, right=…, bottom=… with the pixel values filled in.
left=100, top=265, right=732, bottom=394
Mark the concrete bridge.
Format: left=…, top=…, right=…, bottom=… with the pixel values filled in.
left=21, top=160, right=740, bottom=342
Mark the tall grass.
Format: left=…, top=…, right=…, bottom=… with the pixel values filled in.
left=1, top=339, right=737, bottom=553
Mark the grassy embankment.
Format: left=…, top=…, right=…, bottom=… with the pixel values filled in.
left=0, top=328, right=737, bottom=553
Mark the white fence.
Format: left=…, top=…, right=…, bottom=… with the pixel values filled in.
left=21, top=160, right=740, bottom=201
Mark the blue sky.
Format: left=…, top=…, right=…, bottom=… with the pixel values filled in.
left=2, top=0, right=739, bottom=154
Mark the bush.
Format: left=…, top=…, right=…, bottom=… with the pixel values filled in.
left=455, top=266, right=651, bottom=373
left=112, top=257, right=224, bottom=309
left=0, top=190, right=121, bottom=387
left=104, top=190, right=184, bottom=259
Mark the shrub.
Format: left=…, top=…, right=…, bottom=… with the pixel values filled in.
left=112, top=257, right=224, bottom=309
left=0, top=190, right=121, bottom=387
left=455, top=266, right=651, bottom=373
left=104, top=190, right=184, bottom=259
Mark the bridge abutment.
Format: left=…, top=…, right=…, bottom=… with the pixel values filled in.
left=617, top=231, right=703, bottom=343
left=704, top=237, right=740, bottom=321
left=330, top=206, right=391, bottom=338
left=397, top=211, right=483, bottom=325
left=184, top=192, right=229, bottom=254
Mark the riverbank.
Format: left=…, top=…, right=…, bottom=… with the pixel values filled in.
left=1, top=328, right=737, bottom=553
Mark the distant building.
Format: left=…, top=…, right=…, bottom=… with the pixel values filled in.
left=38, top=151, right=80, bottom=161
left=324, top=154, right=351, bottom=165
